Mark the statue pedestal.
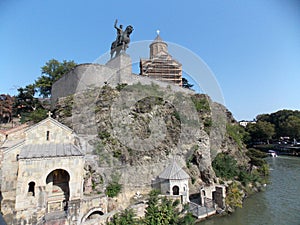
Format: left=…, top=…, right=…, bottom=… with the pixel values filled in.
left=106, top=53, right=132, bottom=84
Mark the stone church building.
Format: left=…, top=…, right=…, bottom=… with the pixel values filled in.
left=0, top=116, right=107, bottom=224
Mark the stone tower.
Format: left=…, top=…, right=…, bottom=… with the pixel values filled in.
left=140, top=32, right=183, bottom=86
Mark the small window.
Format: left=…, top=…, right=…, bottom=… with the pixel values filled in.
left=28, top=182, right=35, bottom=196
left=16, top=154, right=19, bottom=161
left=46, top=131, right=50, bottom=141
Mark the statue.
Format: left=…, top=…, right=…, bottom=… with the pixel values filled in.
left=114, top=19, right=123, bottom=45
left=110, top=19, right=134, bottom=59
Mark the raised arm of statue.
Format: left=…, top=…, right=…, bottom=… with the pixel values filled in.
left=114, top=19, right=118, bottom=30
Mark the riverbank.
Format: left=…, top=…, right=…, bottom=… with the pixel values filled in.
left=197, top=156, right=300, bottom=225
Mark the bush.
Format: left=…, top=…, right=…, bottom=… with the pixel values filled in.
left=106, top=173, right=122, bottom=197
left=106, top=181, right=122, bottom=197
left=98, top=131, right=111, bottom=139
left=191, top=95, right=210, bottom=113
left=225, top=182, right=243, bottom=209
left=116, top=83, right=128, bottom=91
left=212, top=153, right=238, bottom=179
left=107, top=209, right=137, bottom=225
left=226, top=124, right=248, bottom=149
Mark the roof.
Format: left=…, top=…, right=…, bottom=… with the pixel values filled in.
left=19, top=142, right=83, bottom=159
left=0, top=124, right=28, bottom=135
left=151, top=34, right=167, bottom=46
left=154, top=34, right=163, bottom=42
left=25, top=117, right=73, bottom=134
left=159, top=161, right=190, bottom=180
left=1, top=139, right=25, bottom=150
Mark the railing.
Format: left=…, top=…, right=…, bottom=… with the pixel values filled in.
left=189, top=198, right=216, bottom=218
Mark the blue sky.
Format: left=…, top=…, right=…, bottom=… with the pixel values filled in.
left=1, top=0, right=299, bottom=121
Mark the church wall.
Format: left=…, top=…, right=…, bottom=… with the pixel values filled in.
left=0, top=147, right=20, bottom=216
left=15, top=156, right=84, bottom=211
left=160, top=180, right=170, bottom=195
left=169, top=179, right=189, bottom=196
left=1, top=148, right=20, bottom=199
left=25, top=120, right=73, bottom=145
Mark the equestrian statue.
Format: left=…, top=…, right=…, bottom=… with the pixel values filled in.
left=110, top=19, right=134, bottom=59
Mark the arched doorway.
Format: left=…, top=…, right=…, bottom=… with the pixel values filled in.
left=81, top=208, right=104, bottom=223
left=46, top=169, right=70, bottom=212
left=172, top=185, right=179, bottom=195
left=86, top=211, right=104, bottom=220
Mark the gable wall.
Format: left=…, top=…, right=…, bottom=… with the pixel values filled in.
left=25, top=120, right=73, bottom=144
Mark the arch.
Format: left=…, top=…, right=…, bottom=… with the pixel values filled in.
left=172, top=185, right=179, bottom=195
left=44, top=167, right=73, bottom=184
left=81, top=207, right=104, bottom=223
left=46, top=169, right=70, bottom=212
left=28, top=181, right=35, bottom=196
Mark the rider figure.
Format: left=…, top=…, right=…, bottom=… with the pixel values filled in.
left=114, top=19, right=123, bottom=45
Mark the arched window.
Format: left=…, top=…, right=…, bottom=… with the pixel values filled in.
left=28, top=181, right=35, bottom=196
left=172, top=185, right=179, bottom=195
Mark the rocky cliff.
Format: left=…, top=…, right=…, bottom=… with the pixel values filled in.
left=53, top=82, right=250, bottom=207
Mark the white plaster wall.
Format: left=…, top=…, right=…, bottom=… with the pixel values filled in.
left=169, top=179, right=189, bottom=197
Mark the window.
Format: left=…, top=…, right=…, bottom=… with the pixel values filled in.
left=46, top=131, right=50, bottom=141
left=28, top=182, right=35, bottom=196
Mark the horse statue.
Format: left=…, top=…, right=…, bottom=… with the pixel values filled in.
left=110, top=25, right=134, bottom=59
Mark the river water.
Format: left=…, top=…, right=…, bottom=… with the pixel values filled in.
left=198, top=156, right=300, bottom=225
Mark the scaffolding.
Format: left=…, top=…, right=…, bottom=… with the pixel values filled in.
left=140, top=57, right=182, bottom=86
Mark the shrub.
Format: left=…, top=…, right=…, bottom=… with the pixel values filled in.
left=116, top=83, right=128, bottom=91
left=106, top=181, right=122, bottom=198
left=212, top=153, right=238, bottom=179
left=191, top=95, right=210, bottom=113
left=226, top=123, right=248, bottom=149
left=98, top=131, right=111, bottom=139
left=106, top=173, right=122, bottom=197
left=225, top=182, right=243, bottom=209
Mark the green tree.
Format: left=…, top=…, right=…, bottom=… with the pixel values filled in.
left=14, top=84, right=38, bottom=116
left=246, top=121, right=275, bottom=144
left=280, top=115, right=300, bottom=139
left=35, top=59, right=77, bottom=97
left=107, top=209, right=138, bottom=225
left=182, top=78, right=194, bottom=89
left=13, top=84, right=48, bottom=123
left=26, top=107, right=48, bottom=123
left=212, top=153, right=238, bottom=180
left=256, top=110, right=300, bottom=138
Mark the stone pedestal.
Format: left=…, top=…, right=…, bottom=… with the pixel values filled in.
left=106, top=53, right=132, bottom=84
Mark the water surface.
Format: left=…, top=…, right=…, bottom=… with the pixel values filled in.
left=198, top=156, right=300, bottom=225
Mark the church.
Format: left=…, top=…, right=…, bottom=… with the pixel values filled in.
left=0, top=115, right=108, bottom=224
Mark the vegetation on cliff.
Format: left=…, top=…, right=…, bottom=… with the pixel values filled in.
left=108, top=190, right=195, bottom=225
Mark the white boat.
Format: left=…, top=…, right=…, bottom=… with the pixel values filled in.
left=267, top=150, right=278, bottom=157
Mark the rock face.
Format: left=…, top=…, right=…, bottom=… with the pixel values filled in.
left=54, top=81, right=249, bottom=204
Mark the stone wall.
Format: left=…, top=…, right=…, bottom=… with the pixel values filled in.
left=25, top=119, right=73, bottom=145
left=16, top=156, right=84, bottom=211
left=51, top=54, right=193, bottom=108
